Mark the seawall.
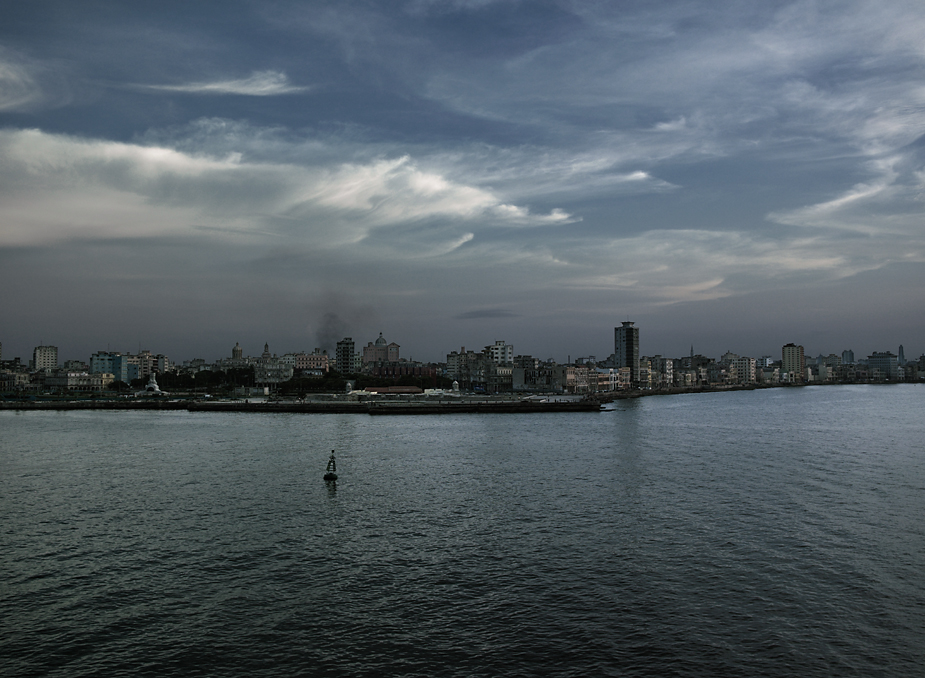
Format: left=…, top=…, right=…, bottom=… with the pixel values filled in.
left=0, top=399, right=601, bottom=414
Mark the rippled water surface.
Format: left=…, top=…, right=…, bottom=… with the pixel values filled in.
left=3, top=385, right=924, bottom=676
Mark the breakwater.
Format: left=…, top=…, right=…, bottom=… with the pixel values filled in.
left=587, top=383, right=779, bottom=402
left=0, top=398, right=600, bottom=414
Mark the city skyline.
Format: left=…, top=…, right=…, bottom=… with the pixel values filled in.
left=2, top=2, right=924, bottom=363
left=1, top=329, right=918, bottom=369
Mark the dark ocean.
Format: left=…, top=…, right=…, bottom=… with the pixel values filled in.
left=2, top=385, right=924, bottom=677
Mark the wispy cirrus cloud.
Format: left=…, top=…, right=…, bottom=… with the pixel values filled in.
left=0, top=60, right=41, bottom=111
left=135, top=70, right=309, bottom=96
left=0, top=128, right=574, bottom=249
left=767, top=153, right=925, bottom=237
left=0, top=48, right=72, bottom=112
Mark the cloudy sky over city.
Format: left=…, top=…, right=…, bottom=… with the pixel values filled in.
left=2, top=0, right=924, bottom=363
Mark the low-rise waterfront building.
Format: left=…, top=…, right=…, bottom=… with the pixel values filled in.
left=867, top=352, right=900, bottom=381
left=44, top=371, right=115, bottom=392
left=757, top=366, right=780, bottom=384
left=0, top=371, right=31, bottom=391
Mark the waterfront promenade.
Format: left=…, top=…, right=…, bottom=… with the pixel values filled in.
left=0, top=396, right=601, bottom=414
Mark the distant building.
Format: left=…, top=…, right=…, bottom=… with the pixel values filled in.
left=731, top=356, right=757, bottom=384
left=446, top=347, right=487, bottom=390
left=45, top=371, right=114, bottom=392
left=91, top=350, right=168, bottom=382
left=114, top=354, right=140, bottom=383
left=0, top=370, right=30, bottom=391
left=254, top=343, right=293, bottom=386
left=90, top=351, right=117, bottom=375
left=868, top=352, right=900, bottom=381
left=485, top=340, right=513, bottom=365
left=254, top=361, right=294, bottom=386
left=647, top=355, right=674, bottom=388
left=614, top=321, right=640, bottom=386
left=285, top=349, right=329, bottom=374
left=232, top=342, right=243, bottom=360
left=757, top=365, right=780, bottom=384
left=592, top=367, right=618, bottom=392
left=842, top=349, right=855, bottom=365
left=362, top=333, right=400, bottom=364
left=33, top=345, right=58, bottom=371
left=335, top=337, right=355, bottom=374
left=822, top=354, right=842, bottom=368
left=135, top=350, right=169, bottom=378
left=781, top=343, right=805, bottom=383
left=550, top=364, right=576, bottom=393
left=512, top=355, right=551, bottom=392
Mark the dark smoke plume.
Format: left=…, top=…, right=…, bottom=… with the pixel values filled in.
left=315, top=312, right=347, bottom=352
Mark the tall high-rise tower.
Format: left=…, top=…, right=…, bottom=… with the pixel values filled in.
left=898, top=344, right=906, bottom=366
left=614, top=321, right=640, bottom=385
left=335, top=337, right=355, bottom=375
left=782, top=343, right=805, bottom=383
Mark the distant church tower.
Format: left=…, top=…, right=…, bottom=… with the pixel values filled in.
left=262, top=343, right=271, bottom=359
left=232, top=342, right=243, bottom=360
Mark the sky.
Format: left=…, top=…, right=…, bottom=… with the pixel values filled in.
left=1, top=0, right=924, bottom=364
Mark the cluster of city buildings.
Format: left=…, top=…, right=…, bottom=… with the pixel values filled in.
left=439, top=325, right=921, bottom=393
left=1, top=323, right=922, bottom=395
left=0, top=345, right=171, bottom=393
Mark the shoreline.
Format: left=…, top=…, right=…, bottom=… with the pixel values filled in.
left=0, top=398, right=601, bottom=414
left=0, top=382, right=916, bottom=413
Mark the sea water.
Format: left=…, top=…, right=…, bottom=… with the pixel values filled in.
left=2, top=385, right=924, bottom=676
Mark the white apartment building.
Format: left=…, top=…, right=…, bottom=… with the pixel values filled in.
left=486, top=340, right=514, bottom=365
left=731, top=357, right=757, bottom=383
left=33, top=345, right=58, bottom=371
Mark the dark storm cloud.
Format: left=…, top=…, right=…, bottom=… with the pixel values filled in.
left=1, top=0, right=924, bottom=362
left=456, top=309, right=521, bottom=320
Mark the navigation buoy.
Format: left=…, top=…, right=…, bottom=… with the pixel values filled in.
left=324, top=449, right=338, bottom=482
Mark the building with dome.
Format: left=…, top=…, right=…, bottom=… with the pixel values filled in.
left=363, top=332, right=400, bottom=365
left=253, top=343, right=294, bottom=387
